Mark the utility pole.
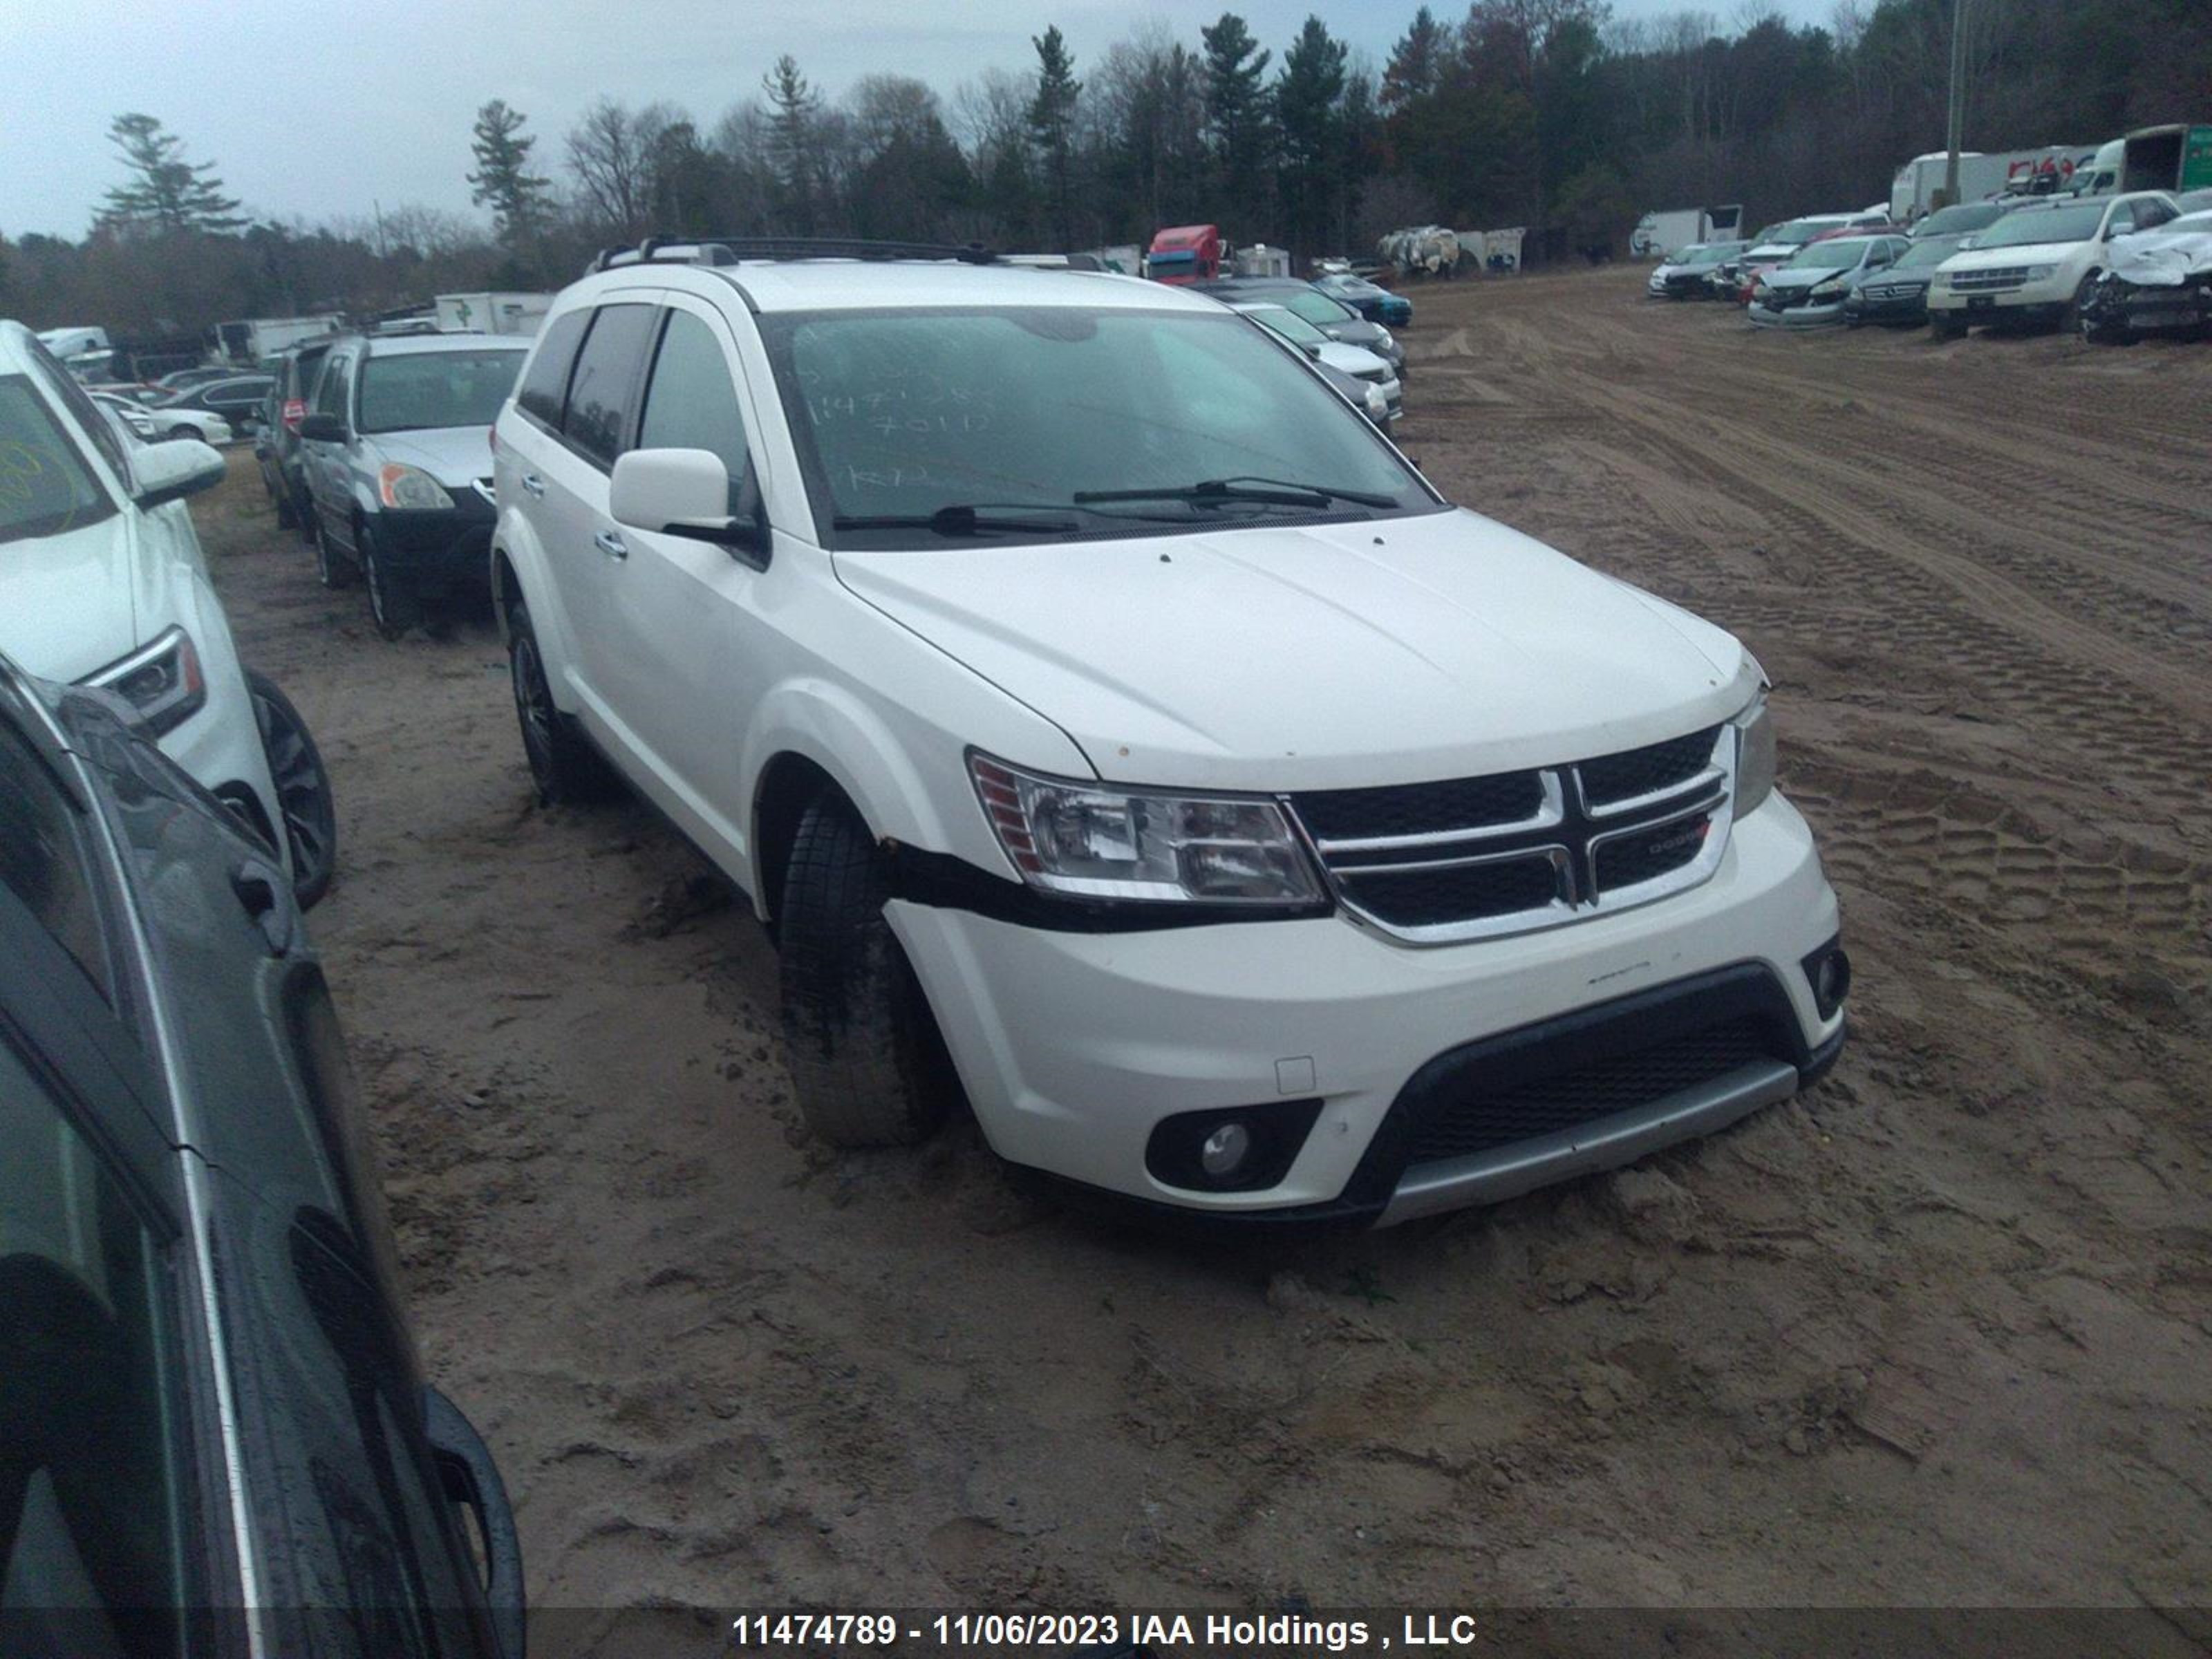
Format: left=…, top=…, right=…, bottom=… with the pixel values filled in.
left=1942, top=0, right=1967, bottom=207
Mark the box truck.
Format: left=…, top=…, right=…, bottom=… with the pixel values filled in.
left=433, top=291, right=554, bottom=336
left=1630, top=206, right=1743, bottom=259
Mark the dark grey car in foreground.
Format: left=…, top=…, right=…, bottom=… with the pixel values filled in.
left=0, top=657, right=523, bottom=1658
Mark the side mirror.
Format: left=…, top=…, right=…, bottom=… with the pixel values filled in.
left=1300, top=339, right=1324, bottom=358
left=132, top=438, right=227, bottom=507
left=297, top=412, right=346, bottom=442
left=610, top=447, right=769, bottom=564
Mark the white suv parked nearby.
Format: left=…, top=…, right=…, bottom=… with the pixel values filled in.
left=489, top=240, right=1848, bottom=1226
left=0, top=321, right=337, bottom=905
left=1929, top=190, right=2181, bottom=335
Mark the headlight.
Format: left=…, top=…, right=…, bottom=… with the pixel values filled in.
left=970, top=753, right=1325, bottom=907
left=1363, top=384, right=1388, bottom=418
left=82, top=626, right=205, bottom=736
left=1376, top=328, right=1396, bottom=349
left=378, top=463, right=453, bottom=509
left=1934, top=272, right=1953, bottom=289
left=2021, top=264, right=2056, bottom=282
left=1811, top=279, right=1844, bottom=297
left=1733, top=688, right=1776, bottom=816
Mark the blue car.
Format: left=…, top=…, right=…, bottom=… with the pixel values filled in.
left=1316, top=273, right=1413, bottom=328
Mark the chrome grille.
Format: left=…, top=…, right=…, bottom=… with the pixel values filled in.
left=1288, top=726, right=1736, bottom=946
left=1949, top=267, right=2027, bottom=293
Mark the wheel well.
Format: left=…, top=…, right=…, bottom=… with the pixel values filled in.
left=489, top=549, right=519, bottom=636
left=753, top=753, right=845, bottom=923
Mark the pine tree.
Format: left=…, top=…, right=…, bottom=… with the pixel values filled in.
left=97, top=115, right=245, bottom=236
left=762, top=55, right=822, bottom=232
left=467, top=100, right=551, bottom=248
left=1201, top=12, right=1274, bottom=214
left=1275, top=17, right=1348, bottom=257
left=1027, top=26, right=1082, bottom=250
left=1382, top=8, right=1451, bottom=113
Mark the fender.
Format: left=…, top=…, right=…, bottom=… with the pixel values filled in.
left=738, top=677, right=970, bottom=910
left=487, top=505, right=586, bottom=716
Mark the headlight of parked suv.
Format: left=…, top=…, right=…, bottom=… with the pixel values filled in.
left=970, top=753, right=1325, bottom=907
left=1734, top=688, right=1776, bottom=816
left=81, top=626, right=205, bottom=736
left=2020, top=264, right=2057, bottom=283
left=378, top=463, right=453, bottom=509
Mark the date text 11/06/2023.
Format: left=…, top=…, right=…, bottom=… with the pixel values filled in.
left=729, top=1613, right=1489, bottom=1651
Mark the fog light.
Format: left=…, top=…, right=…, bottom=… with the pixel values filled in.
left=1199, top=1123, right=1252, bottom=1179
left=1802, top=937, right=1851, bottom=1020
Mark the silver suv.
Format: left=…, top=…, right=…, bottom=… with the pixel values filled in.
left=297, top=332, right=528, bottom=638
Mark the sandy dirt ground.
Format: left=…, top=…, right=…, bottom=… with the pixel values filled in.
left=193, top=272, right=2211, bottom=1649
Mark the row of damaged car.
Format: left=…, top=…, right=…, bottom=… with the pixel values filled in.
left=1645, top=189, right=2212, bottom=344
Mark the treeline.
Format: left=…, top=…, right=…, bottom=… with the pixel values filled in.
left=2, top=0, right=2203, bottom=335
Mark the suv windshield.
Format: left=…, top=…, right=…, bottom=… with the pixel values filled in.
left=1976, top=205, right=2104, bottom=247
left=760, top=306, right=1434, bottom=549
left=357, top=348, right=525, bottom=434
left=0, top=375, right=115, bottom=545
left=1788, top=238, right=1877, bottom=269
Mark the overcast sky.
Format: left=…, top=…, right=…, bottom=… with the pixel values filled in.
left=8, top=0, right=1833, bottom=238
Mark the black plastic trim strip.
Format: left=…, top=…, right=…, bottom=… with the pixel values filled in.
left=879, top=842, right=1332, bottom=934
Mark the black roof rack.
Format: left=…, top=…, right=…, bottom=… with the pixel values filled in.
left=591, top=236, right=1001, bottom=274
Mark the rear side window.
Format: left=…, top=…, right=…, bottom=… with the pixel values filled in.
left=637, top=310, right=750, bottom=512
left=561, top=303, right=657, bottom=468
left=516, top=309, right=589, bottom=429
left=0, top=376, right=115, bottom=545
left=314, top=355, right=353, bottom=420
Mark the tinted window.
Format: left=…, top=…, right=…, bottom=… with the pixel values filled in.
left=516, top=308, right=590, bottom=428
left=357, top=350, right=525, bottom=434
left=0, top=376, right=115, bottom=545
left=561, top=303, right=657, bottom=467
left=314, top=355, right=353, bottom=420
left=0, top=723, right=108, bottom=996
left=292, top=344, right=332, bottom=400
left=0, top=1041, right=196, bottom=1649
left=1277, top=289, right=1357, bottom=328
left=204, top=379, right=270, bottom=412
left=637, top=310, right=750, bottom=512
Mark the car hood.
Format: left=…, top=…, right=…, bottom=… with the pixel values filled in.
left=1943, top=238, right=2083, bottom=271
left=1315, top=341, right=1388, bottom=377
left=2108, top=226, right=2212, bottom=286
left=832, top=508, right=1748, bottom=791
left=1763, top=266, right=1854, bottom=291
left=362, top=425, right=493, bottom=485
left=0, top=514, right=141, bottom=682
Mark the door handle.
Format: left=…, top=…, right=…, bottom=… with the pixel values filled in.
left=520, top=473, right=545, bottom=498
left=594, top=529, right=628, bottom=561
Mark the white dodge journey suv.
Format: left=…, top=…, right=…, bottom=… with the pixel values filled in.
left=490, top=239, right=1848, bottom=1226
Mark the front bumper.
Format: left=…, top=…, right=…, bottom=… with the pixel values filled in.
left=1927, top=282, right=2068, bottom=321
left=372, top=488, right=496, bottom=597
left=1843, top=286, right=1931, bottom=324
left=891, top=794, right=1844, bottom=1224
left=1749, top=294, right=1849, bottom=328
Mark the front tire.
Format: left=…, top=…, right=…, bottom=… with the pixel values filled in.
left=505, top=598, right=618, bottom=805
left=358, top=522, right=421, bottom=640
left=167, top=424, right=202, bottom=442
left=312, top=515, right=355, bottom=588
left=777, top=794, right=958, bottom=1149
left=245, top=670, right=337, bottom=908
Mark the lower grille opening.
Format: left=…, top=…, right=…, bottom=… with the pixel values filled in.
left=1406, top=1013, right=1783, bottom=1164
left=1339, top=855, right=1560, bottom=928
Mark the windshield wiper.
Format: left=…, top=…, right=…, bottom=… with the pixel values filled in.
left=1073, top=475, right=1400, bottom=511
left=832, top=503, right=1082, bottom=537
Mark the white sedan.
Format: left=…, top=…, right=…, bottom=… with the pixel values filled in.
left=94, top=390, right=234, bottom=446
